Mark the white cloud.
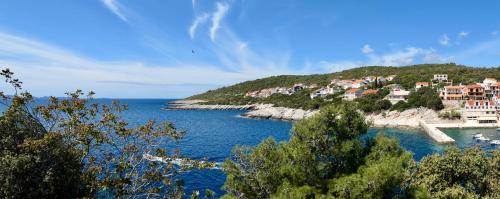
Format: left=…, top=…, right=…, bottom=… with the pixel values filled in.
left=439, top=34, right=450, bottom=45
left=458, top=31, right=469, bottom=39
left=0, top=32, right=291, bottom=98
left=319, top=47, right=452, bottom=73
left=100, top=0, right=128, bottom=22
left=188, top=13, right=209, bottom=39
left=210, top=2, right=230, bottom=42
left=361, top=44, right=374, bottom=54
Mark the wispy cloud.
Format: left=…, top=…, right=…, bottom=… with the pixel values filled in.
left=189, top=13, right=209, bottom=39
left=361, top=44, right=374, bottom=54
left=492, top=31, right=499, bottom=37
left=0, top=32, right=290, bottom=98
left=101, top=0, right=128, bottom=22
left=319, top=47, right=452, bottom=72
left=458, top=31, right=469, bottom=39
left=439, top=34, right=450, bottom=45
left=210, top=2, right=230, bottom=42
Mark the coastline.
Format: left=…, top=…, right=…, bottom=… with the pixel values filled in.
left=165, top=100, right=499, bottom=143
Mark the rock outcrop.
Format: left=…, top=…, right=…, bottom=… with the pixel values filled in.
left=241, top=107, right=318, bottom=121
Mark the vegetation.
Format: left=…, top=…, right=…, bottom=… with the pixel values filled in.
left=0, top=69, right=212, bottom=198
left=190, top=63, right=500, bottom=105
left=438, top=110, right=461, bottom=119
left=354, top=88, right=391, bottom=113
left=222, top=103, right=500, bottom=198
left=391, top=87, right=444, bottom=111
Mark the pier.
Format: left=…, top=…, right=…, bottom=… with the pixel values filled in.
left=419, top=121, right=455, bottom=143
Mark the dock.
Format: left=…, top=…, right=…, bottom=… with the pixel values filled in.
left=419, top=121, right=455, bottom=143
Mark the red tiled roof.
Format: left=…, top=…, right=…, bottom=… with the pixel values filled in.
left=466, top=84, right=482, bottom=89
left=346, top=88, right=359, bottom=94
left=362, top=89, right=379, bottom=95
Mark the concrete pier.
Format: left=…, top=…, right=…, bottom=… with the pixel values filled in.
left=419, top=121, right=455, bottom=143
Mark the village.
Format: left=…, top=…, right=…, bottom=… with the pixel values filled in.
left=245, top=74, right=500, bottom=125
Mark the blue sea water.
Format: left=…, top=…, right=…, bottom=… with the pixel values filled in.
left=3, top=98, right=499, bottom=197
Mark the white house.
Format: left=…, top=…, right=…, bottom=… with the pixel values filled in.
left=415, top=82, right=430, bottom=90
left=343, top=88, right=363, bottom=101
left=386, top=75, right=396, bottom=81
left=385, top=88, right=410, bottom=104
left=462, top=100, right=497, bottom=124
left=433, top=74, right=448, bottom=82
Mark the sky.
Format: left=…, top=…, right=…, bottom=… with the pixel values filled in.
left=0, top=0, right=499, bottom=98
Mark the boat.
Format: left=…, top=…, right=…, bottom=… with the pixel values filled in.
left=473, top=134, right=483, bottom=139
left=497, top=128, right=500, bottom=131
left=490, top=140, right=500, bottom=145
left=476, top=136, right=491, bottom=142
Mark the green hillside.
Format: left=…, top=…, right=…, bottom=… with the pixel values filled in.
left=189, top=63, right=500, bottom=103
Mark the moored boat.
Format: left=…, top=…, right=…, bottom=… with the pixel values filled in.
left=490, top=140, right=500, bottom=145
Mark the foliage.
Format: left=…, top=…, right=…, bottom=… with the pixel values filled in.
left=354, top=92, right=392, bottom=113
left=0, top=69, right=213, bottom=198
left=438, top=110, right=461, bottom=120
left=222, top=103, right=415, bottom=198
left=408, top=147, right=500, bottom=198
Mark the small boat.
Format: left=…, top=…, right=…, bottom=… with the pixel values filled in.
left=497, top=128, right=500, bottom=131
left=477, top=136, right=491, bottom=142
left=473, top=134, right=483, bottom=139
left=490, top=140, right=500, bottom=145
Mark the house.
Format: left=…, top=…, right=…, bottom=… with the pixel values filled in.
left=440, top=86, right=465, bottom=100
left=351, top=79, right=367, bottom=88
left=343, top=88, right=363, bottom=101
left=293, top=83, right=305, bottom=92
left=385, top=88, right=410, bottom=104
left=465, top=84, right=485, bottom=100
left=433, top=74, right=448, bottom=82
left=386, top=75, right=396, bottom=81
left=463, top=100, right=497, bottom=124
left=310, top=86, right=340, bottom=99
left=365, top=76, right=376, bottom=83
left=376, top=76, right=387, bottom=84
left=362, top=89, right=379, bottom=96
left=481, top=78, right=497, bottom=97
left=415, top=82, right=430, bottom=90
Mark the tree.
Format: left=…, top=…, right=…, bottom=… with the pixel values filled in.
left=222, top=103, right=414, bottom=198
left=408, top=147, right=500, bottom=198
left=0, top=68, right=213, bottom=198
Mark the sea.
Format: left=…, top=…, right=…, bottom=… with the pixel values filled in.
left=4, top=98, right=500, bottom=197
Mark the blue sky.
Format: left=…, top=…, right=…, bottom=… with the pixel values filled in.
left=0, top=0, right=499, bottom=98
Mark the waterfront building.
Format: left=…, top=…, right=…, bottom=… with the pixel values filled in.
left=385, top=88, right=410, bottom=104
left=462, top=100, right=497, bottom=124
left=481, top=78, right=498, bottom=98
left=440, top=85, right=465, bottom=100
left=465, top=84, right=485, bottom=100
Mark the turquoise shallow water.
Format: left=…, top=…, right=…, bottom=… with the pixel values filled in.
left=3, top=98, right=499, bottom=197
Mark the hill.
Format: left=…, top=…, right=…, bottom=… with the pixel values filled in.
left=189, top=63, right=500, bottom=102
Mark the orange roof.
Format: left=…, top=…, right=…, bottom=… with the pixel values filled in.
left=346, top=88, right=359, bottom=94
left=362, top=89, right=379, bottom=95
left=466, top=84, right=482, bottom=89
left=416, top=82, right=429, bottom=85
left=444, top=85, right=465, bottom=89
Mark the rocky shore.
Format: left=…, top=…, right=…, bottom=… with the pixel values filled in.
left=241, top=107, right=318, bottom=121
left=166, top=100, right=272, bottom=110
left=366, top=107, right=453, bottom=128
left=166, top=100, right=314, bottom=120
